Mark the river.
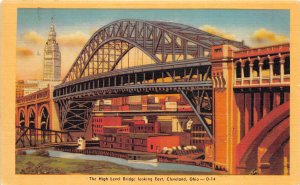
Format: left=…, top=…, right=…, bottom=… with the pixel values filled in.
left=26, top=149, right=212, bottom=173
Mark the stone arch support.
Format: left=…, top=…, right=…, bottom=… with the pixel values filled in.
left=235, top=101, right=289, bottom=172
left=28, top=106, right=37, bottom=129
left=257, top=117, right=289, bottom=174
left=17, top=107, right=26, bottom=127
left=38, top=104, right=51, bottom=130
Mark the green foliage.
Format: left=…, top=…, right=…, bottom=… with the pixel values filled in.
left=19, top=161, right=65, bottom=174
left=16, top=154, right=217, bottom=175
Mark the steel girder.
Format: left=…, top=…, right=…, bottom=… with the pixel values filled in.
left=55, top=87, right=212, bottom=132
left=180, top=89, right=213, bottom=139
left=55, top=81, right=212, bottom=100
left=55, top=64, right=213, bottom=134
left=54, top=65, right=212, bottom=99
left=56, top=58, right=211, bottom=89
left=63, top=19, right=246, bottom=83
left=57, top=99, right=94, bottom=131
left=163, top=67, right=213, bottom=139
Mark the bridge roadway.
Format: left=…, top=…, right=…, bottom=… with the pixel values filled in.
left=54, top=81, right=212, bottom=100
left=53, top=59, right=212, bottom=100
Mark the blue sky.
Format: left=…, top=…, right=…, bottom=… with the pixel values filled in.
left=17, top=9, right=289, bottom=40
left=16, top=9, right=290, bottom=80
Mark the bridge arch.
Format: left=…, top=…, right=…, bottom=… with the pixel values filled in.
left=235, top=61, right=242, bottom=78
left=257, top=117, right=289, bottom=174
left=79, top=38, right=159, bottom=79
left=261, top=58, right=270, bottom=77
left=39, top=105, right=50, bottom=131
left=252, top=59, right=260, bottom=77
left=28, top=107, right=36, bottom=129
left=273, top=57, right=281, bottom=76
left=283, top=55, right=290, bottom=75
left=63, top=19, right=245, bottom=83
left=18, top=109, right=25, bottom=127
left=243, top=60, right=250, bottom=78
left=236, top=101, right=289, bottom=174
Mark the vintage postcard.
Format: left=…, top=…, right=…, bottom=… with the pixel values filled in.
left=1, top=0, right=300, bottom=185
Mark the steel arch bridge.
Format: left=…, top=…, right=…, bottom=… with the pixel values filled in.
left=53, top=19, right=246, bottom=139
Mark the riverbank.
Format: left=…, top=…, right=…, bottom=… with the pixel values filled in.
left=16, top=153, right=218, bottom=175
left=54, top=145, right=213, bottom=170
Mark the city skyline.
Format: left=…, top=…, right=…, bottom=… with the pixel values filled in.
left=17, top=9, right=290, bottom=80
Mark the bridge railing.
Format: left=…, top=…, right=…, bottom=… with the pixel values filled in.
left=15, top=126, right=73, bottom=148
left=16, top=87, right=50, bottom=105
left=233, top=48, right=290, bottom=88
left=234, top=43, right=290, bottom=58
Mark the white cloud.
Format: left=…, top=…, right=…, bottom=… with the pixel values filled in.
left=250, top=28, right=288, bottom=46
left=22, top=31, right=45, bottom=45
left=200, top=25, right=237, bottom=40
left=58, top=31, right=89, bottom=47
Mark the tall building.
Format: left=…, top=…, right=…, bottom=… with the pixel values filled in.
left=43, top=18, right=61, bottom=81
left=16, top=80, right=39, bottom=98
left=16, top=18, right=62, bottom=98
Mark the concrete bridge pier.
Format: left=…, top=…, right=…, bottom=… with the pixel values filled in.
left=210, top=43, right=290, bottom=175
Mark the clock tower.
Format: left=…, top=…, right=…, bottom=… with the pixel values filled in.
left=43, top=18, right=61, bottom=81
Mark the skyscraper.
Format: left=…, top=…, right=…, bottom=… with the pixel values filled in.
left=43, top=18, right=61, bottom=81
